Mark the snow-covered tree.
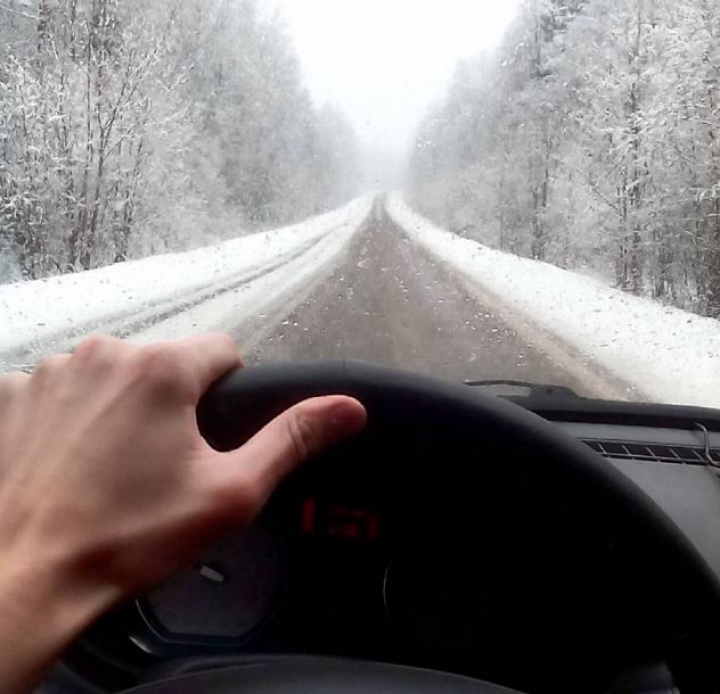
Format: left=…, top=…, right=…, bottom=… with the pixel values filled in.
left=409, top=0, right=720, bottom=317
left=0, top=0, right=360, bottom=280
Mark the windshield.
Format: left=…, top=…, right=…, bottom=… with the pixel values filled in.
left=1, top=0, right=719, bottom=408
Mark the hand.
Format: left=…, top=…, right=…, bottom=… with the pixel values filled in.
left=0, top=334, right=366, bottom=694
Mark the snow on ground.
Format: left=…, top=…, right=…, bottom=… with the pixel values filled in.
left=387, top=193, right=720, bottom=409
left=0, top=197, right=372, bottom=365
left=128, top=208, right=364, bottom=346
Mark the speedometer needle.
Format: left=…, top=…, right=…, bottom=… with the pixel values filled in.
left=200, top=565, right=226, bottom=584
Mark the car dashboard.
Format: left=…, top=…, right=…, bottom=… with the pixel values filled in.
left=40, top=393, right=720, bottom=694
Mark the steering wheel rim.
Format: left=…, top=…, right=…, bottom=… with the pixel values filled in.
left=124, top=655, right=527, bottom=694
left=129, top=360, right=720, bottom=694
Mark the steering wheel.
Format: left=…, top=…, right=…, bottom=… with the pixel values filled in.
left=122, top=360, right=720, bottom=694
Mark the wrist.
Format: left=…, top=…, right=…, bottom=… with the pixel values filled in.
left=0, top=549, right=117, bottom=694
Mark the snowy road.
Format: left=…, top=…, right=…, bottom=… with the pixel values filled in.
left=1, top=195, right=639, bottom=400
left=238, top=200, right=621, bottom=397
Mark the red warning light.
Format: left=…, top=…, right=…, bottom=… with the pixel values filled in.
left=301, top=498, right=380, bottom=541
left=301, top=498, right=316, bottom=535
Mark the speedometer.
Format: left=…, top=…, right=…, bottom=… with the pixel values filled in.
left=137, top=519, right=284, bottom=647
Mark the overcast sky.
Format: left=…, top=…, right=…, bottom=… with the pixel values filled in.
left=266, top=0, right=521, bottom=186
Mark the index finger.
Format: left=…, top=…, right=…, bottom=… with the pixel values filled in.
left=167, top=333, right=243, bottom=400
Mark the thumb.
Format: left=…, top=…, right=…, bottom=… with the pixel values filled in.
left=219, top=396, right=367, bottom=512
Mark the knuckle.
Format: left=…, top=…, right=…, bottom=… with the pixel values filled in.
left=213, top=332, right=238, bottom=352
left=132, top=346, right=186, bottom=395
left=285, top=410, right=317, bottom=463
left=0, top=372, right=29, bottom=423
left=0, top=371, right=29, bottom=400
left=31, top=354, right=70, bottom=382
left=73, top=334, right=116, bottom=363
left=219, top=334, right=244, bottom=366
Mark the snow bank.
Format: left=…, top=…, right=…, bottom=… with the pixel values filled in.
left=128, top=208, right=364, bottom=345
left=0, top=197, right=372, bottom=361
left=387, top=194, right=720, bottom=408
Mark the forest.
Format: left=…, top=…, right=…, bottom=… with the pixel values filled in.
left=409, top=0, right=720, bottom=317
left=0, top=0, right=359, bottom=280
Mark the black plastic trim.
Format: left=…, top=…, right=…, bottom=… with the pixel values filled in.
left=505, top=395, right=720, bottom=431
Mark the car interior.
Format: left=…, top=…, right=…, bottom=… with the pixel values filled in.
left=38, top=360, right=720, bottom=694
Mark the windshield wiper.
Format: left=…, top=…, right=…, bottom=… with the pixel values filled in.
left=464, top=379, right=582, bottom=399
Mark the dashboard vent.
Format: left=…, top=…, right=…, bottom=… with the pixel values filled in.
left=582, top=439, right=720, bottom=466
